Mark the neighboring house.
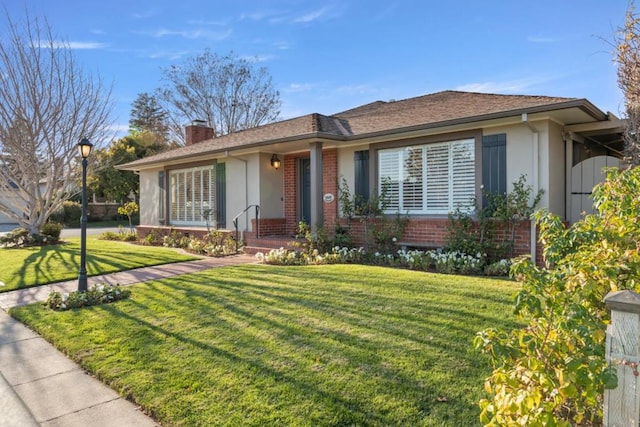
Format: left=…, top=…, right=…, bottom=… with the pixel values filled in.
left=117, top=90, right=625, bottom=262
left=0, top=179, right=22, bottom=225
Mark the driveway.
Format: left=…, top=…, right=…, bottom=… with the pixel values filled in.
left=0, top=225, right=123, bottom=238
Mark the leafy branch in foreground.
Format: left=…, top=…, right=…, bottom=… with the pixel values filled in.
left=475, top=166, right=640, bottom=425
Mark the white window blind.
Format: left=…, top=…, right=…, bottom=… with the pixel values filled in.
left=378, top=150, right=400, bottom=211
left=169, top=165, right=216, bottom=226
left=378, top=138, right=475, bottom=214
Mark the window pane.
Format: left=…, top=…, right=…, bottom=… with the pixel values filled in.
left=170, top=172, right=177, bottom=221
left=425, top=144, right=450, bottom=212
left=452, top=140, right=475, bottom=210
left=402, top=147, right=423, bottom=210
left=378, top=149, right=400, bottom=211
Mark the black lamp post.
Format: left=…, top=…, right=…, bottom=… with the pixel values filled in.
left=77, top=138, right=93, bottom=292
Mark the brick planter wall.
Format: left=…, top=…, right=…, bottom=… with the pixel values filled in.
left=251, top=218, right=287, bottom=237
left=136, top=225, right=228, bottom=241
left=338, top=216, right=544, bottom=264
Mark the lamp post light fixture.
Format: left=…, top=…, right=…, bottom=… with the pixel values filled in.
left=77, top=137, right=93, bottom=292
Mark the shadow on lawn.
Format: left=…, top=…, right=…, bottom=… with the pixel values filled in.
left=84, top=268, right=520, bottom=424
left=8, top=240, right=190, bottom=290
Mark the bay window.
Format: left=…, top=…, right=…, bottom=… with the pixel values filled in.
left=378, top=138, right=475, bottom=214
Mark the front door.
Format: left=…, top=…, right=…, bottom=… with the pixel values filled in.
left=299, top=158, right=311, bottom=225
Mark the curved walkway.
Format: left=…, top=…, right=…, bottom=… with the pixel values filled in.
left=0, top=253, right=256, bottom=426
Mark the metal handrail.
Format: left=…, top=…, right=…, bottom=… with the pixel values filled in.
left=232, top=204, right=260, bottom=250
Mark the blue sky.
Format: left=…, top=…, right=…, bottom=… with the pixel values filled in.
left=5, top=1, right=630, bottom=139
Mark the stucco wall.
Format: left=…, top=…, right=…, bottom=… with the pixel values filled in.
left=259, top=152, right=284, bottom=219
left=139, top=168, right=160, bottom=225
left=547, top=120, right=566, bottom=217
left=336, top=146, right=358, bottom=218
left=483, top=121, right=564, bottom=213
left=224, top=157, right=249, bottom=230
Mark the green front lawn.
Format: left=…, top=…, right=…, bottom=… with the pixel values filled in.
left=0, top=237, right=198, bottom=292
left=11, top=264, right=521, bottom=426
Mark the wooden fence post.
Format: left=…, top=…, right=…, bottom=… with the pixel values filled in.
left=604, top=290, right=640, bottom=425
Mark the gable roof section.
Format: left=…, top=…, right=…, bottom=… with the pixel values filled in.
left=119, top=90, right=605, bottom=170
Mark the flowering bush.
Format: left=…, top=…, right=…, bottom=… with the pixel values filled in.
left=256, top=245, right=492, bottom=276
left=45, top=284, right=131, bottom=311
left=483, top=258, right=511, bottom=276
left=163, top=230, right=238, bottom=257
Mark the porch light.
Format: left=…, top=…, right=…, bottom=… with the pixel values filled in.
left=270, top=153, right=281, bottom=170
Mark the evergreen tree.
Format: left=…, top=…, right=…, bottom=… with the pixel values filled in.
left=129, top=92, right=170, bottom=143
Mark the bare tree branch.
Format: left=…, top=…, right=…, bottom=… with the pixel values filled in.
left=156, top=50, right=281, bottom=142
left=0, top=11, right=113, bottom=233
left=616, top=2, right=640, bottom=165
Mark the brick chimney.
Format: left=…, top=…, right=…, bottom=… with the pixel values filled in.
left=185, top=120, right=215, bottom=146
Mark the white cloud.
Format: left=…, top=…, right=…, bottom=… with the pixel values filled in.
left=336, top=84, right=378, bottom=95
left=37, top=40, right=109, bottom=50
left=292, top=7, right=330, bottom=23
left=455, top=78, right=547, bottom=94
left=67, top=41, right=110, bottom=49
left=283, top=83, right=315, bottom=93
left=142, top=28, right=232, bottom=41
left=145, top=49, right=192, bottom=60
left=527, top=36, right=557, bottom=43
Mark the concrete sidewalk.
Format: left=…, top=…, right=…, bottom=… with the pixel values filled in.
left=0, top=253, right=256, bottom=426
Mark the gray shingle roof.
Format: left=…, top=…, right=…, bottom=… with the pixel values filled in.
left=118, top=90, right=596, bottom=170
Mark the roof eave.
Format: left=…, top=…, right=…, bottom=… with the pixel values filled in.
left=116, top=131, right=347, bottom=171
left=348, top=98, right=608, bottom=141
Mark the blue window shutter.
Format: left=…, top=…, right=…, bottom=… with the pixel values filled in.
left=482, top=134, right=506, bottom=207
left=216, top=163, right=226, bottom=228
left=354, top=150, right=369, bottom=200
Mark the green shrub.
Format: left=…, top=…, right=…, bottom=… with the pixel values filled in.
left=98, top=226, right=137, bottom=242
left=0, top=227, right=31, bottom=248
left=142, top=230, right=161, bottom=245
left=163, top=229, right=190, bottom=248
left=474, top=166, right=640, bottom=425
left=62, top=201, right=82, bottom=225
left=45, top=284, right=131, bottom=310
left=40, top=221, right=63, bottom=242
left=483, top=259, right=511, bottom=276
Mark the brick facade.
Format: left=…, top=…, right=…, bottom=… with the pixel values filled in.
left=252, top=218, right=287, bottom=237
left=282, top=148, right=338, bottom=235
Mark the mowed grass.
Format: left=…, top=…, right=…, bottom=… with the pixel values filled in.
left=0, top=237, right=198, bottom=292
left=11, top=264, right=521, bottom=426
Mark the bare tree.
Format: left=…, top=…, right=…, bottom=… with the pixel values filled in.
left=156, top=50, right=281, bottom=142
left=0, top=12, right=113, bottom=234
left=616, top=2, right=640, bottom=165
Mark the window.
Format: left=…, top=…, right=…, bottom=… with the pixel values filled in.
left=169, top=165, right=216, bottom=226
left=378, top=138, right=475, bottom=214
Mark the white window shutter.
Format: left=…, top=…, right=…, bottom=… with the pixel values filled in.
left=451, top=140, right=475, bottom=211
left=402, top=147, right=424, bottom=210
left=378, top=150, right=400, bottom=211
left=426, top=143, right=450, bottom=213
